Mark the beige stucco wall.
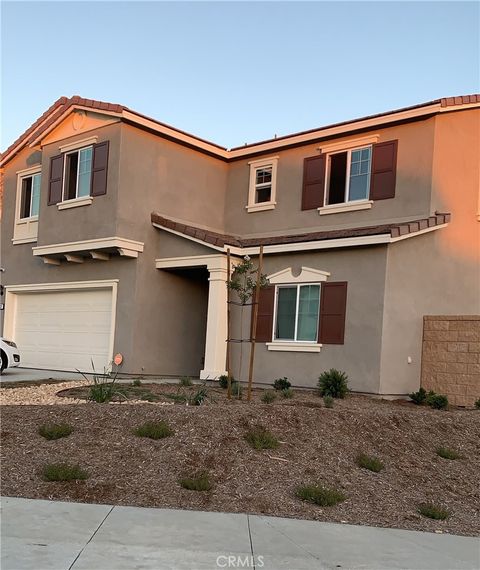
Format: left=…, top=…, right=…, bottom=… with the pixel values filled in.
left=225, top=118, right=436, bottom=237
left=379, top=109, right=480, bottom=395
left=229, top=245, right=388, bottom=393
left=421, top=316, right=480, bottom=407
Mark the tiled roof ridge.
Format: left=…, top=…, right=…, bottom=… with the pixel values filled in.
left=151, top=212, right=451, bottom=249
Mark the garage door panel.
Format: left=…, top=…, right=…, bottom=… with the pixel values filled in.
left=13, top=288, right=113, bottom=372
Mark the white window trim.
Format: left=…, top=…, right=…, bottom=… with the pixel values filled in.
left=322, top=145, right=372, bottom=208
left=318, top=134, right=379, bottom=154
left=62, top=145, right=93, bottom=202
left=13, top=168, right=42, bottom=245
left=57, top=196, right=93, bottom=211
left=246, top=156, right=279, bottom=213
left=266, top=341, right=322, bottom=352
left=59, top=136, right=98, bottom=154
left=318, top=199, right=373, bottom=216
left=271, top=282, right=322, bottom=346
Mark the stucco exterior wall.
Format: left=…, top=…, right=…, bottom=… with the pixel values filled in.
left=421, top=316, right=480, bottom=407
left=229, top=245, right=388, bottom=393
left=225, top=118, right=435, bottom=237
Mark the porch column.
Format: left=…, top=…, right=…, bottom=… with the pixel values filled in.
left=200, top=257, right=229, bottom=380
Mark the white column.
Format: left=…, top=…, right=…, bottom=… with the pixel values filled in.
left=200, top=257, right=229, bottom=380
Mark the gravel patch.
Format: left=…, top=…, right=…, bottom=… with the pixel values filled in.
left=1, top=384, right=479, bottom=536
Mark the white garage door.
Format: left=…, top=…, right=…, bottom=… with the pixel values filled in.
left=13, top=288, right=113, bottom=372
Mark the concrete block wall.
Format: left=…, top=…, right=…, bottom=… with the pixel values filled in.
left=421, top=316, right=480, bottom=407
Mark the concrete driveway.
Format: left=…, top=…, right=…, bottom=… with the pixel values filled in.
left=0, top=367, right=83, bottom=383
left=1, top=497, right=478, bottom=570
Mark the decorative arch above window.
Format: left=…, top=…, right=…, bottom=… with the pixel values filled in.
left=267, top=266, right=330, bottom=284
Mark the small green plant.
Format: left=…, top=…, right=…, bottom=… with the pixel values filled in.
left=281, top=388, right=294, bottom=399
left=180, top=376, right=193, bottom=387
left=409, top=387, right=427, bottom=405
left=318, top=369, right=349, bottom=399
left=134, top=420, right=174, bottom=439
left=132, top=378, right=142, bottom=387
left=218, top=375, right=235, bottom=389
left=323, top=395, right=334, bottom=408
left=418, top=503, right=450, bottom=520
left=42, top=463, right=89, bottom=482
left=179, top=471, right=212, bottom=491
left=78, top=360, right=123, bottom=403
left=231, top=382, right=243, bottom=400
left=245, top=426, right=279, bottom=450
left=296, top=484, right=346, bottom=507
left=474, top=398, right=480, bottom=409
left=436, top=446, right=461, bottom=460
left=356, top=453, right=385, bottom=473
left=273, top=377, right=291, bottom=391
left=261, top=390, right=276, bottom=404
left=38, top=423, right=73, bottom=440
left=189, top=387, right=209, bottom=406
left=426, top=392, right=449, bottom=410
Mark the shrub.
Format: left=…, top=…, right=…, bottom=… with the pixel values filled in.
left=436, top=446, right=461, bottom=460
left=318, top=369, right=349, bottom=399
left=356, top=453, right=384, bottom=473
left=245, top=426, right=279, bottom=450
left=134, top=421, right=174, bottom=439
left=38, top=423, right=73, bottom=440
left=132, top=379, right=142, bottom=387
left=231, top=382, right=243, bottom=400
left=426, top=392, right=448, bottom=410
left=323, top=395, right=334, bottom=408
left=409, top=387, right=427, bottom=405
left=78, top=361, right=122, bottom=404
left=218, top=375, right=235, bottom=389
left=475, top=398, right=480, bottom=409
left=296, top=484, right=345, bottom=507
left=418, top=503, right=450, bottom=520
left=261, top=390, right=276, bottom=404
left=189, top=388, right=209, bottom=406
left=273, top=377, right=291, bottom=391
left=180, top=376, right=193, bottom=387
left=42, top=463, right=89, bottom=482
left=180, top=471, right=212, bottom=491
left=281, top=388, right=294, bottom=399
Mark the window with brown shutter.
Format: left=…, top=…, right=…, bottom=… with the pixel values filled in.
left=91, top=141, right=109, bottom=196
left=302, top=154, right=326, bottom=210
left=254, top=285, right=275, bottom=342
left=370, top=140, right=398, bottom=200
left=319, top=282, right=348, bottom=344
left=48, top=154, right=64, bottom=205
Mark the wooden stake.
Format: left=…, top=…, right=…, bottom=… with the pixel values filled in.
left=247, top=245, right=264, bottom=401
left=226, top=248, right=232, bottom=400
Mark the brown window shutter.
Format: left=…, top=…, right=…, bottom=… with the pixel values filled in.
left=370, top=140, right=398, bottom=200
left=302, top=154, right=326, bottom=210
left=319, top=282, right=348, bottom=344
left=91, top=141, right=109, bottom=196
left=254, top=285, right=275, bottom=342
left=48, top=154, right=64, bottom=205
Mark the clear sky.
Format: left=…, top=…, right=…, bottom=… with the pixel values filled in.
left=1, top=1, right=479, bottom=151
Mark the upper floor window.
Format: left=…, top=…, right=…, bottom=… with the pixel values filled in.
left=326, top=146, right=372, bottom=205
left=20, top=173, right=41, bottom=219
left=64, top=146, right=93, bottom=200
left=247, top=156, right=278, bottom=213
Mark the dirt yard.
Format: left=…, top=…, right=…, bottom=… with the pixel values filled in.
left=1, top=381, right=479, bottom=536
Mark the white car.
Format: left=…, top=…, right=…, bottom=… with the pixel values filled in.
left=0, top=338, right=20, bottom=373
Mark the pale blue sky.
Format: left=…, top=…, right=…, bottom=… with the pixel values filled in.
left=1, top=1, right=479, bottom=150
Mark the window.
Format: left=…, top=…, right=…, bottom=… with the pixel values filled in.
left=274, top=284, right=320, bottom=342
left=20, top=173, right=41, bottom=219
left=247, top=156, right=278, bottom=212
left=64, top=146, right=93, bottom=200
left=326, top=146, right=372, bottom=205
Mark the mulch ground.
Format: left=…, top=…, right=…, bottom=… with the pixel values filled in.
left=1, top=384, right=479, bottom=536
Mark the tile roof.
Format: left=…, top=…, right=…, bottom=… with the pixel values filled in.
left=151, top=212, right=451, bottom=250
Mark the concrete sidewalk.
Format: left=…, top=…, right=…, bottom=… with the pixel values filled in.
left=1, top=497, right=478, bottom=570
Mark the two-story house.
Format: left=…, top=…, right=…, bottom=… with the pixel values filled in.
left=1, top=95, right=479, bottom=395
